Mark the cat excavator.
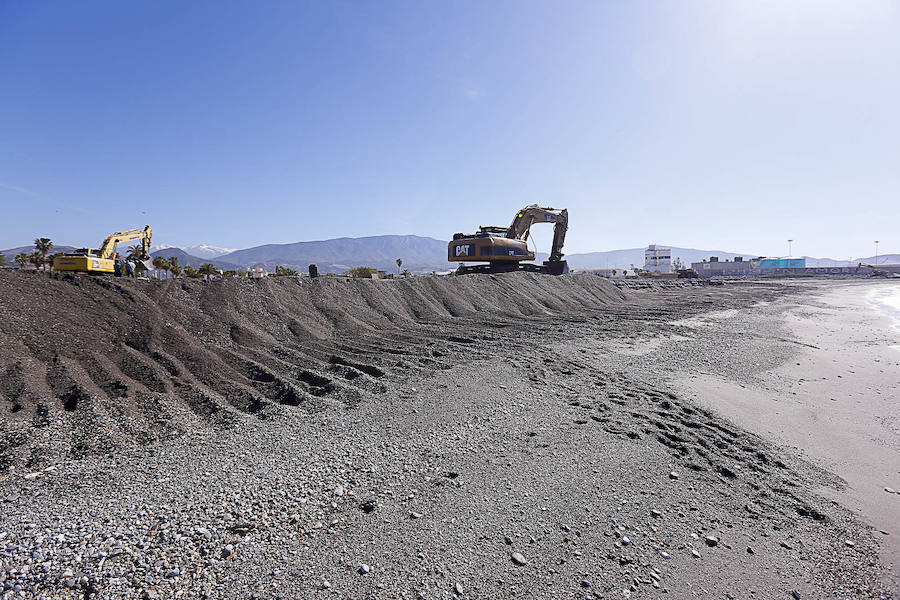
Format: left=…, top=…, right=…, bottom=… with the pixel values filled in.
left=448, top=205, right=569, bottom=275
left=53, top=226, right=153, bottom=275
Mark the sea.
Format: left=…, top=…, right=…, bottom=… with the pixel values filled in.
left=868, top=285, right=900, bottom=350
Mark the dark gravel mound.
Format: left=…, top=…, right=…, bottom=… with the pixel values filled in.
left=0, top=270, right=624, bottom=470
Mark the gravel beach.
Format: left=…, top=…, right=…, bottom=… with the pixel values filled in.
left=0, top=271, right=894, bottom=599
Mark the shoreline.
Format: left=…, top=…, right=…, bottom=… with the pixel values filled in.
left=674, top=280, right=900, bottom=591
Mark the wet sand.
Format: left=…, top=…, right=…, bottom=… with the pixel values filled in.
left=676, top=281, right=900, bottom=591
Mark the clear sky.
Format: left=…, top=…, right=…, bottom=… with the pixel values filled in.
left=1, top=0, right=897, bottom=259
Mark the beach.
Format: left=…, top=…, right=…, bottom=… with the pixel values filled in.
left=0, top=272, right=894, bottom=598
left=674, top=280, right=900, bottom=591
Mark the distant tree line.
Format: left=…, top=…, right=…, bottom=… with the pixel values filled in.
left=9, top=238, right=66, bottom=272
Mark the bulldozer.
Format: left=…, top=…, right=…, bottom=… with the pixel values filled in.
left=53, top=226, right=153, bottom=275
left=448, top=205, right=569, bottom=275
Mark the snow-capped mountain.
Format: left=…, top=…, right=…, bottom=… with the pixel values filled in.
left=152, top=244, right=236, bottom=259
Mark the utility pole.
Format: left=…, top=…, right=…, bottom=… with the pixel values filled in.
left=787, top=239, right=793, bottom=257
left=874, top=240, right=879, bottom=265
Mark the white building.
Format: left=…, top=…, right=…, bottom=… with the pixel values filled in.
left=248, top=266, right=268, bottom=278
left=643, top=244, right=672, bottom=273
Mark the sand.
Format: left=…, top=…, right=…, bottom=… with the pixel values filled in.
left=674, top=280, right=900, bottom=591
left=0, top=271, right=893, bottom=598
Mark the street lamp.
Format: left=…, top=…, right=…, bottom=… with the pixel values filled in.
left=875, top=240, right=879, bottom=265
left=787, top=239, right=793, bottom=257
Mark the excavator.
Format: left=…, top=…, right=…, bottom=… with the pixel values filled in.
left=53, top=226, right=153, bottom=275
left=448, top=205, right=569, bottom=275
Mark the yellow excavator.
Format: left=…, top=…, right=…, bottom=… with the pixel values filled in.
left=53, top=226, right=153, bottom=275
left=448, top=205, right=569, bottom=275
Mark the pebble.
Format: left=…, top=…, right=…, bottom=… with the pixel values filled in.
left=358, top=564, right=370, bottom=574
left=621, top=536, right=630, bottom=546
left=669, top=471, right=679, bottom=480
left=845, top=540, right=855, bottom=548
left=690, top=548, right=701, bottom=558
left=510, top=552, right=527, bottom=565
left=884, top=487, right=896, bottom=494
left=410, top=511, right=423, bottom=519
left=454, top=581, right=464, bottom=595
left=704, top=536, right=719, bottom=547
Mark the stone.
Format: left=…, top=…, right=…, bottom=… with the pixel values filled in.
left=358, top=564, right=370, bottom=575
left=410, top=512, right=423, bottom=519
left=510, top=552, right=526, bottom=565
left=621, top=536, right=630, bottom=546
left=669, top=471, right=679, bottom=480
left=690, top=548, right=701, bottom=558
left=704, top=536, right=719, bottom=547
left=454, top=581, right=464, bottom=595
left=884, top=487, right=896, bottom=494
left=580, top=580, right=591, bottom=588
left=844, top=540, right=855, bottom=547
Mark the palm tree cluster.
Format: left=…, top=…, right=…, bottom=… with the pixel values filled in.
left=148, top=256, right=221, bottom=280
left=12, top=237, right=65, bottom=272
left=151, top=256, right=182, bottom=279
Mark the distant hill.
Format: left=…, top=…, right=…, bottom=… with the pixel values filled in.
left=150, top=248, right=243, bottom=271
left=1, top=244, right=78, bottom=257
left=565, top=246, right=758, bottom=271
left=217, top=235, right=449, bottom=274
left=153, top=244, right=236, bottom=259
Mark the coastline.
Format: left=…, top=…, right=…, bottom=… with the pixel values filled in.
left=674, top=280, right=900, bottom=591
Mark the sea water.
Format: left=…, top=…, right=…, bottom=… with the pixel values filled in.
left=868, top=285, right=900, bottom=350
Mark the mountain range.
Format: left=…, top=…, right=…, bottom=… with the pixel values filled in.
left=2, top=236, right=897, bottom=273
left=152, top=244, right=237, bottom=259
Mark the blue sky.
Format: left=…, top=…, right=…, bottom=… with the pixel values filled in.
left=1, top=1, right=897, bottom=258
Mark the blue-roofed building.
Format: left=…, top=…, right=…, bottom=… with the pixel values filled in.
left=759, top=258, right=806, bottom=269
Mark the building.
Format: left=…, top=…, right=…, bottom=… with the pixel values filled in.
left=691, top=256, right=755, bottom=277
left=248, top=266, right=268, bottom=278
left=759, top=257, right=806, bottom=269
left=643, top=244, right=672, bottom=273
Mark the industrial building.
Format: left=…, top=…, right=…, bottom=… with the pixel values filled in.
left=759, top=257, right=806, bottom=269
left=690, top=255, right=753, bottom=276
left=643, top=244, right=672, bottom=273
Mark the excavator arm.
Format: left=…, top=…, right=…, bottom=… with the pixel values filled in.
left=506, top=205, right=568, bottom=262
left=98, top=226, right=152, bottom=260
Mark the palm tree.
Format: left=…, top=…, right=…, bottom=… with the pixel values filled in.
left=29, top=251, right=44, bottom=271
left=0, top=252, right=5, bottom=267
left=152, top=256, right=169, bottom=279
left=170, top=264, right=183, bottom=278
left=396, top=258, right=403, bottom=276
left=34, top=238, right=53, bottom=271
left=14, top=253, right=29, bottom=269
left=183, top=265, right=199, bottom=279
left=126, top=245, right=144, bottom=261
left=198, top=263, right=218, bottom=280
